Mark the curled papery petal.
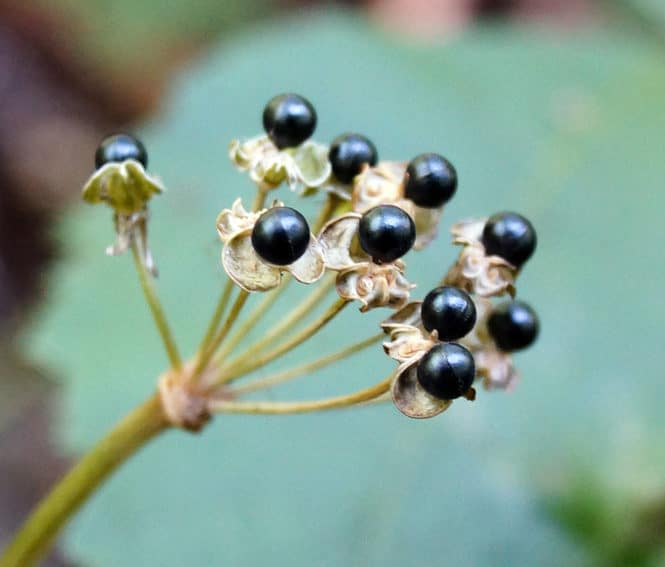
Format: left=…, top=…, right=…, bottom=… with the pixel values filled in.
left=447, top=218, right=516, bottom=297
left=445, top=244, right=516, bottom=298
left=229, top=135, right=331, bottom=193
left=383, top=325, right=434, bottom=363
left=291, top=142, right=332, bottom=190
left=336, top=262, right=414, bottom=312
left=229, top=136, right=285, bottom=187
left=318, top=212, right=365, bottom=270
left=392, top=358, right=452, bottom=419
left=82, top=160, right=164, bottom=215
left=317, top=181, right=352, bottom=201
left=216, top=198, right=265, bottom=243
left=286, top=237, right=325, bottom=284
left=458, top=296, right=493, bottom=351
left=380, top=300, right=423, bottom=331
left=451, top=218, right=485, bottom=244
left=474, top=349, right=520, bottom=391
left=351, top=161, right=406, bottom=212
left=222, top=228, right=282, bottom=292
left=412, top=205, right=442, bottom=250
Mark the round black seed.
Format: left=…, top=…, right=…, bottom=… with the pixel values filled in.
left=95, top=134, right=148, bottom=169
left=417, top=343, right=475, bottom=400
left=404, top=153, right=457, bottom=208
left=421, top=286, right=477, bottom=341
left=251, top=207, right=310, bottom=266
left=328, top=133, right=378, bottom=183
left=481, top=212, right=537, bottom=268
left=487, top=300, right=539, bottom=352
left=358, top=205, right=416, bottom=263
left=262, top=93, right=317, bottom=149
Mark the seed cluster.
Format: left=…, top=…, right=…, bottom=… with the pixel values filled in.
left=83, top=92, right=542, bottom=421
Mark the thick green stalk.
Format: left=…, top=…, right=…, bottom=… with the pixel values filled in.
left=0, top=395, right=168, bottom=567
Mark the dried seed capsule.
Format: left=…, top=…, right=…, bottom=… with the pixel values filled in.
left=481, top=212, right=537, bottom=268
left=328, top=133, right=378, bottom=183
left=358, top=205, right=415, bottom=263
left=487, top=300, right=539, bottom=352
left=95, top=134, right=148, bottom=169
left=421, top=286, right=476, bottom=341
left=404, top=153, right=457, bottom=208
left=262, top=93, right=317, bottom=149
left=417, top=343, right=475, bottom=400
left=251, top=207, right=310, bottom=266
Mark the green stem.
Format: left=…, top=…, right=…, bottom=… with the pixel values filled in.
left=213, top=279, right=288, bottom=365
left=0, top=395, right=168, bottom=567
left=209, top=374, right=392, bottom=415
left=216, top=297, right=349, bottom=384
left=215, top=275, right=335, bottom=369
left=197, top=279, right=234, bottom=356
left=230, top=333, right=383, bottom=395
left=131, top=243, right=182, bottom=370
left=193, top=290, right=249, bottom=378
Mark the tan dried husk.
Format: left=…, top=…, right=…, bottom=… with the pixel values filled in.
left=229, top=135, right=331, bottom=193
left=219, top=200, right=325, bottom=292
left=318, top=213, right=365, bottom=270
left=459, top=297, right=520, bottom=391
left=81, top=160, right=163, bottom=275
left=351, top=162, right=442, bottom=250
left=474, top=349, right=520, bottom=391
left=444, top=218, right=516, bottom=297
left=336, top=262, right=414, bottom=312
left=351, top=161, right=405, bottom=212
left=82, top=160, right=164, bottom=215
left=391, top=358, right=452, bottom=419
left=216, top=199, right=263, bottom=244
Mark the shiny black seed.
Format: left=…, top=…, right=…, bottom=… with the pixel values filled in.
left=251, top=207, right=310, bottom=266
left=421, top=286, right=476, bottom=341
left=417, top=343, right=475, bottom=400
left=404, top=153, right=457, bottom=208
left=95, top=134, right=147, bottom=169
left=328, top=133, right=378, bottom=183
left=487, top=300, right=539, bottom=352
left=262, top=93, right=317, bottom=149
left=481, top=212, right=537, bottom=268
left=358, top=205, right=416, bottom=263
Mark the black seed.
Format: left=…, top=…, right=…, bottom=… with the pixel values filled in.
left=262, top=93, right=317, bottom=149
left=358, top=205, right=416, bottom=263
left=481, top=212, right=537, bottom=268
left=251, top=207, right=310, bottom=266
left=417, top=343, right=475, bottom=400
left=421, top=286, right=476, bottom=341
left=328, top=133, right=378, bottom=183
left=487, top=300, right=539, bottom=352
left=95, top=134, right=148, bottom=169
left=404, top=153, right=457, bottom=208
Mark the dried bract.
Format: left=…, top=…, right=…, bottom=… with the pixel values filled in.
left=82, top=160, right=164, bottom=275
left=351, top=162, right=442, bottom=250
left=337, top=262, right=414, bottom=312
left=444, top=219, right=516, bottom=297
left=391, top=358, right=452, bottom=419
left=82, top=160, right=164, bottom=215
left=219, top=200, right=325, bottom=292
left=229, top=135, right=331, bottom=193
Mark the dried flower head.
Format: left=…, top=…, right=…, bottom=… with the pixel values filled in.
left=82, top=134, right=164, bottom=275
left=218, top=199, right=325, bottom=292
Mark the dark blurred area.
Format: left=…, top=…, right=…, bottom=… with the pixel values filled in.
left=0, top=0, right=662, bottom=565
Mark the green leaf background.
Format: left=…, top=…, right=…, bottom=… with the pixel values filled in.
left=24, top=10, right=665, bottom=566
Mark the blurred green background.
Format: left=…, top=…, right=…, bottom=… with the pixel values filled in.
left=1, top=1, right=664, bottom=565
